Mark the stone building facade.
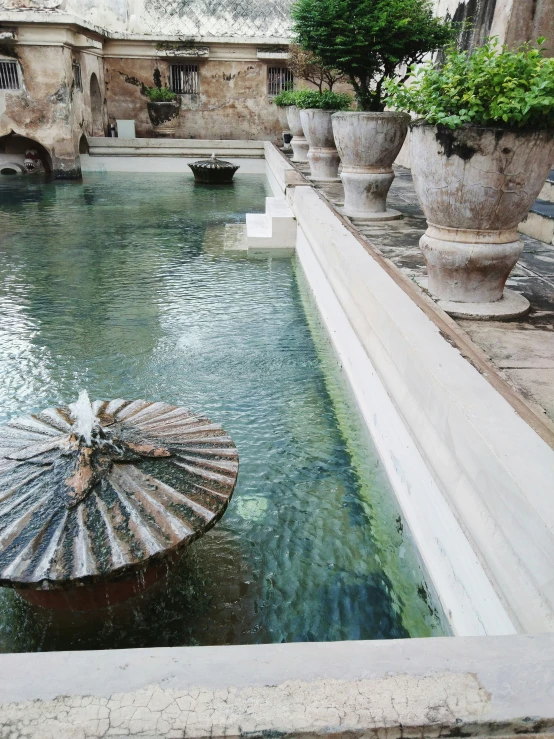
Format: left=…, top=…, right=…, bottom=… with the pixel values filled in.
left=0, top=0, right=293, bottom=177
left=0, top=0, right=552, bottom=179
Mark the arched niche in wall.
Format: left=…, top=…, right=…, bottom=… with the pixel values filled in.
left=79, top=133, right=89, bottom=154
left=89, top=73, right=104, bottom=137
left=0, top=132, right=52, bottom=175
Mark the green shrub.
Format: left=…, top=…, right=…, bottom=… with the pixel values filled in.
left=273, top=90, right=298, bottom=107
left=145, top=86, right=177, bottom=102
left=291, top=0, right=455, bottom=111
left=293, top=89, right=352, bottom=110
left=385, top=37, right=554, bottom=129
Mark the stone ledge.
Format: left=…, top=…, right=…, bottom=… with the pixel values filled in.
left=0, top=635, right=553, bottom=738
left=87, top=138, right=266, bottom=159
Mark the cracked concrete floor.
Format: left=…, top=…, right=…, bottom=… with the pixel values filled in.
left=301, top=163, right=554, bottom=427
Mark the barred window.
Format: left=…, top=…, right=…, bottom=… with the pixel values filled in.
left=0, top=61, right=20, bottom=91
left=267, top=67, right=293, bottom=96
left=73, top=62, right=82, bottom=91
left=171, top=64, right=199, bottom=95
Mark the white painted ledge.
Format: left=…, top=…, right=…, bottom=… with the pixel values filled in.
left=87, top=138, right=265, bottom=158
left=81, top=153, right=265, bottom=174
left=292, top=185, right=554, bottom=635
left=263, top=140, right=307, bottom=195
left=0, top=635, right=553, bottom=738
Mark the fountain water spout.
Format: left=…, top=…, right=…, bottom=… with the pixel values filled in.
left=69, top=390, right=98, bottom=446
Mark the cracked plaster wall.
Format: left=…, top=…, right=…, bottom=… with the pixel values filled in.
left=104, top=57, right=282, bottom=141
left=0, top=43, right=106, bottom=177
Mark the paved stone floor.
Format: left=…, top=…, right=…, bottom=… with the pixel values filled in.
left=294, top=160, right=554, bottom=426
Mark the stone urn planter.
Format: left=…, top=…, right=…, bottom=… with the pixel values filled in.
left=278, top=106, right=292, bottom=152
left=286, top=105, right=309, bottom=163
left=411, top=122, right=554, bottom=319
left=332, top=111, right=410, bottom=220
left=147, top=100, right=180, bottom=137
left=300, top=108, right=341, bottom=182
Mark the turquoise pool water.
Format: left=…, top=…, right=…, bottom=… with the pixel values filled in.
left=0, top=173, right=445, bottom=651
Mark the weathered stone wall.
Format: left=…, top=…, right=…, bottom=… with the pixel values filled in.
left=434, top=0, right=554, bottom=53
left=104, top=56, right=282, bottom=141
left=0, top=40, right=106, bottom=177
left=504, top=0, right=554, bottom=51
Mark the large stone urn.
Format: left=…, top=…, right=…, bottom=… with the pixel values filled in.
left=278, top=106, right=292, bottom=152
left=147, top=100, right=180, bottom=137
left=411, top=122, right=554, bottom=319
left=300, top=108, right=341, bottom=182
left=332, top=111, right=410, bottom=220
left=286, top=105, right=309, bottom=163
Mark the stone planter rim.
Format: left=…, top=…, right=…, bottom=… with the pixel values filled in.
left=300, top=107, right=340, bottom=113
left=332, top=110, right=410, bottom=120
left=146, top=100, right=180, bottom=108
left=410, top=118, right=554, bottom=135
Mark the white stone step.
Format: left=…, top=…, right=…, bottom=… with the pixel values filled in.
left=245, top=213, right=271, bottom=238
left=266, top=196, right=294, bottom=219
left=246, top=197, right=296, bottom=251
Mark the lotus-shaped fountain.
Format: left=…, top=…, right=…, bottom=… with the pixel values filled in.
left=0, top=392, right=238, bottom=610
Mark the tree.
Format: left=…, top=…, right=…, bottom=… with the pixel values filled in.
left=291, top=0, right=456, bottom=111
left=287, top=44, right=348, bottom=92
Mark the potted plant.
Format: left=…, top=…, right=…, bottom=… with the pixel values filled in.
left=274, top=90, right=309, bottom=163
left=276, top=44, right=348, bottom=156
left=273, top=89, right=294, bottom=152
left=292, top=0, right=455, bottom=219
left=295, top=89, right=352, bottom=181
left=145, top=87, right=180, bottom=137
left=386, top=38, right=554, bottom=318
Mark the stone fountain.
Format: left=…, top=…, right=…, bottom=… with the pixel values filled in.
left=189, top=153, right=239, bottom=184
left=0, top=392, right=238, bottom=610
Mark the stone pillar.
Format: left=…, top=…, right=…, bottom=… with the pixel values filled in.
left=50, top=143, right=82, bottom=180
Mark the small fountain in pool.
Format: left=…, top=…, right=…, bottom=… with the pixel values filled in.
left=189, top=153, right=240, bottom=184
left=0, top=392, right=238, bottom=610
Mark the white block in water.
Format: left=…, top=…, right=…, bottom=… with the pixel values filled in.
left=246, top=197, right=296, bottom=251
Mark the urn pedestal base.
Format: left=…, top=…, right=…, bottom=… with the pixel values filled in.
left=437, top=289, right=530, bottom=320
left=290, top=136, right=309, bottom=163
left=307, top=147, right=341, bottom=182
left=340, top=170, right=402, bottom=221
left=340, top=207, right=403, bottom=222
left=419, top=230, right=530, bottom=320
